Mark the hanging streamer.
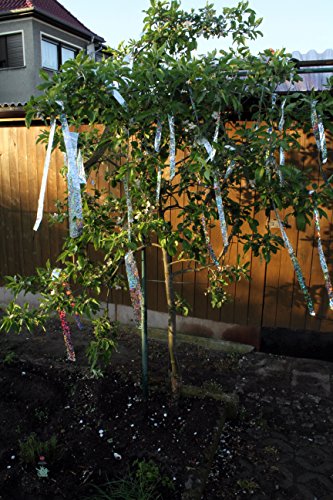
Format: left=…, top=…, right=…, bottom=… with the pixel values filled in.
left=168, top=115, right=176, bottom=180
left=196, top=112, right=229, bottom=251
left=155, top=120, right=163, bottom=204
left=123, top=175, right=133, bottom=241
left=51, top=267, right=83, bottom=331
left=112, top=88, right=127, bottom=109
left=310, top=196, right=333, bottom=310
left=33, top=119, right=57, bottom=231
left=58, top=310, right=76, bottom=362
left=201, top=215, right=222, bottom=271
left=62, top=280, right=84, bottom=330
left=264, top=93, right=277, bottom=178
left=224, top=160, right=235, bottom=181
left=311, top=100, right=328, bottom=165
left=213, top=173, right=229, bottom=251
left=224, top=146, right=236, bottom=181
left=208, top=111, right=221, bottom=162
left=277, top=98, right=286, bottom=185
left=60, top=115, right=84, bottom=238
left=125, top=250, right=143, bottom=326
left=274, top=206, right=315, bottom=316
left=77, top=150, right=87, bottom=185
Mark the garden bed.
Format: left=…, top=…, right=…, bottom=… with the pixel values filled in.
left=0, top=320, right=332, bottom=499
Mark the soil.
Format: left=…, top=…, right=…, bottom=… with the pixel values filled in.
left=0, top=319, right=332, bottom=499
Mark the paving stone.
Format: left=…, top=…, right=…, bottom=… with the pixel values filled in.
left=291, top=369, right=330, bottom=395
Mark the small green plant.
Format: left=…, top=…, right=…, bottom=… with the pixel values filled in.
left=19, top=433, right=61, bottom=465
left=2, top=350, right=17, bottom=365
left=86, top=315, right=118, bottom=378
left=264, top=445, right=279, bottom=456
left=202, top=380, right=224, bottom=394
left=87, top=459, right=174, bottom=500
left=34, top=408, right=49, bottom=424
left=237, top=478, right=259, bottom=493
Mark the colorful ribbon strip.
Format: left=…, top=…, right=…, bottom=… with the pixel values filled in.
left=33, top=119, right=57, bottom=231
left=125, top=250, right=143, bottom=326
left=168, top=115, right=176, bottom=180
left=201, top=215, right=222, bottom=271
left=311, top=100, right=328, bottom=165
left=58, top=309, right=76, bottom=361
left=60, top=115, right=84, bottom=238
left=51, top=267, right=83, bottom=331
left=155, top=120, right=163, bottom=204
left=312, top=203, right=333, bottom=310
left=62, top=281, right=84, bottom=330
left=274, top=207, right=315, bottom=316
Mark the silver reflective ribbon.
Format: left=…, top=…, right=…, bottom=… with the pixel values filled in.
left=155, top=120, right=163, bottom=203
left=197, top=112, right=229, bottom=251
left=224, top=146, right=236, bottom=181
left=77, top=150, right=86, bottom=185
left=123, top=174, right=133, bottom=242
left=278, top=98, right=286, bottom=184
left=311, top=100, right=327, bottom=165
left=112, top=88, right=127, bottom=108
left=33, top=119, right=56, bottom=231
left=274, top=206, right=315, bottom=316
left=61, top=115, right=83, bottom=238
left=168, top=115, right=176, bottom=180
left=213, top=173, right=229, bottom=251
left=309, top=191, right=333, bottom=310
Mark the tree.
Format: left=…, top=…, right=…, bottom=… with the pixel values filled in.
left=2, top=1, right=333, bottom=394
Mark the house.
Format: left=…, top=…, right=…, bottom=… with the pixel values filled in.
left=0, top=0, right=105, bottom=118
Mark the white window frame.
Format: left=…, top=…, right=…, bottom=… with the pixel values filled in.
left=0, top=29, right=25, bottom=70
left=40, top=31, right=81, bottom=70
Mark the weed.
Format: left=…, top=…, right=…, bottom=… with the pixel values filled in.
left=237, top=478, right=259, bottom=493
left=87, top=459, right=174, bottom=500
left=220, top=352, right=243, bottom=371
left=2, top=350, right=17, bottom=365
left=202, top=380, right=224, bottom=394
left=19, top=433, right=61, bottom=465
left=263, top=445, right=279, bottom=457
left=34, top=408, right=49, bottom=424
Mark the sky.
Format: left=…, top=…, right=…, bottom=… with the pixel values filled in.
left=61, top=0, right=333, bottom=55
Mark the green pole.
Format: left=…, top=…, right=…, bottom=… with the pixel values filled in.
left=141, top=246, right=148, bottom=400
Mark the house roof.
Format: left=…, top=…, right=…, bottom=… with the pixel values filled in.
left=277, top=49, right=333, bottom=92
left=0, top=0, right=104, bottom=42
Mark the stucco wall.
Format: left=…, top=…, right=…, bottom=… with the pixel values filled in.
left=0, top=16, right=89, bottom=105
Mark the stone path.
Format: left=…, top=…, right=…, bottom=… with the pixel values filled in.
left=204, top=353, right=333, bottom=499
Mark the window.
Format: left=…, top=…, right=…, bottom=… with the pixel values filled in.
left=0, top=32, right=24, bottom=69
left=41, top=37, right=77, bottom=70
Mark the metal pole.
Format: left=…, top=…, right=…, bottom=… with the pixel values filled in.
left=141, top=246, right=148, bottom=400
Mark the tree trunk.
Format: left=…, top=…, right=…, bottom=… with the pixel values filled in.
left=162, top=246, right=181, bottom=394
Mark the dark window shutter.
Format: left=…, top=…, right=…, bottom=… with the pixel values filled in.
left=7, top=33, right=24, bottom=67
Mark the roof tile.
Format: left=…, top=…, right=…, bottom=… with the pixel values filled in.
left=0, top=0, right=103, bottom=40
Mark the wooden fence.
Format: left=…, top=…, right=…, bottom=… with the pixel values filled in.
left=1, top=122, right=333, bottom=333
